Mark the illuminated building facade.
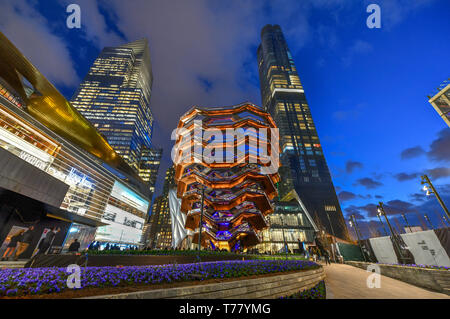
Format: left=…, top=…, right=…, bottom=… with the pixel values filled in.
left=255, top=190, right=317, bottom=254
left=0, top=32, right=149, bottom=256
left=173, top=102, right=280, bottom=251
left=428, top=79, right=450, bottom=127
left=71, top=39, right=154, bottom=172
left=257, top=24, right=348, bottom=240
left=138, top=147, right=162, bottom=199
left=146, top=166, right=175, bottom=249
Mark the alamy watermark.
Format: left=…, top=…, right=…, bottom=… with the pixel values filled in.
left=366, top=264, right=381, bottom=288
left=171, top=120, right=280, bottom=175
left=366, top=4, right=381, bottom=29
left=66, top=264, right=81, bottom=289
left=66, top=4, right=81, bottom=29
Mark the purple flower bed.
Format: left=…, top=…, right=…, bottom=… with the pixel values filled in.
left=280, top=280, right=326, bottom=299
left=376, top=262, right=449, bottom=271
left=0, top=259, right=319, bottom=297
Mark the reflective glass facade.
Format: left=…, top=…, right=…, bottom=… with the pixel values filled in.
left=257, top=25, right=348, bottom=240
left=138, top=146, right=162, bottom=198
left=0, top=92, right=149, bottom=246
left=428, top=80, right=450, bottom=127
left=256, top=191, right=317, bottom=254
left=146, top=166, right=175, bottom=249
left=71, top=39, right=154, bottom=172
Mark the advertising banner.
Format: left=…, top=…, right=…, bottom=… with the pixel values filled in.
left=400, top=230, right=450, bottom=267
left=0, top=225, right=28, bottom=254
left=369, top=236, right=398, bottom=264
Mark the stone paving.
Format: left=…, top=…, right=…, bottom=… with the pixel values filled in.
left=323, top=263, right=450, bottom=299
left=0, top=260, right=27, bottom=269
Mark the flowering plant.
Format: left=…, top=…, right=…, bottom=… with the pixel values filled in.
left=0, top=259, right=319, bottom=297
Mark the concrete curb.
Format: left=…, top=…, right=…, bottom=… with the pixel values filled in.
left=81, top=267, right=325, bottom=299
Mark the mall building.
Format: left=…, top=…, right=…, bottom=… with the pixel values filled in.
left=0, top=32, right=150, bottom=258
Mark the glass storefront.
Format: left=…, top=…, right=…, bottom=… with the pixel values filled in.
left=0, top=96, right=149, bottom=247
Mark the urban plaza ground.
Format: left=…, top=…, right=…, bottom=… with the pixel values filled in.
left=0, top=2, right=449, bottom=305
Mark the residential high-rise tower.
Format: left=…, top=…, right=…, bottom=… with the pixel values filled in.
left=257, top=24, right=348, bottom=239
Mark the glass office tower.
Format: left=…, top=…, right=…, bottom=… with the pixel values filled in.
left=71, top=39, right=154, bottom=172
left=138, top=147, right=162, bottom=199
left=257, top=25, right=348, bottom=240
left=146, top=166, right=176, bottom=249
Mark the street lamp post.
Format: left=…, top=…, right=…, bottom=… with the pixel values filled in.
left=280, top=214, right=288, bottom=259
left=421, top=175, right=450, bottom=220
left=377, top=212, right=388, bottom=236
left=424, top=214, right=434, bottom=230
left=326, top=211, right=337, bottom=262
left=377, top=202, right=395, bottom=236
left=443, top=215, right=450, bottom=227
left=377, top=202, right=406, bottom=264
left=401, top=213, right=413, bottom=233
left=349, top=214, right=367, bottom=262
left=197, top=186, right=205, bottom=261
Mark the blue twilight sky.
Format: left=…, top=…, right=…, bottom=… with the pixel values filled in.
left=0, top=0, right=449, bottom=237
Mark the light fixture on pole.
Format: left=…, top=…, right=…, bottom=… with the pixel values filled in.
left=280, top=214, right=288, bottom=260
left=443, top=215, right=450, bottom=227
left=377, top=202, right=407, bottom=264
left=377, top=209, right=388, bottom=236
left=424, top=214, right=434, bottom=230
left=421, top=175, right=450, bottom=220
left=349, top=214, right=366, bottom=262
left=197, top=185, right=205, bottom=261
left=326, top=211, right=337, bottom=262
left=401, top=213, right=413, bottom=233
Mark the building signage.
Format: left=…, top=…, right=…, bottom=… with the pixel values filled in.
left=19, top=151, right=48, bottom=170
left=110, top=181, right=149, bottom=214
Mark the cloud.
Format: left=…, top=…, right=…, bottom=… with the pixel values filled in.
left=400, top=146, right=425, bottom=160
left=427, top=128, right=450, bottom=162
left=341, top=40, right=373, bottom=66
left=338, top=191, right=357, bottom=202
left=332, top=103, right=368, bottom=121
left=62, top=0, right=125, bottom=49
left=368, top=0, right=437, bottom=30
left=345, top=160, right=363, bottom=173
left=344, top=203, right=377, bottom=218
left=426, top=167, right=450, bottom=180
left=409, top=193, right=426, bottom=202
left=385, top=199, right=417, bottom=213
left=355, top=177, right=383, bottom=189
left=0, top=0, right=79, bottom=87
left=394, top=172, right=420, bottom=181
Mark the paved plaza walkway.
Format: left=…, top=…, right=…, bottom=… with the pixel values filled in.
left=323, top=263, right=449, bottom=299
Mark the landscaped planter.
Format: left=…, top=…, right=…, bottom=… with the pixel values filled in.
left=0, top=259, right=320, bottom=298
left=82, top=268, right=325, bottom=299
left=346, top=261, right=450, bottom=295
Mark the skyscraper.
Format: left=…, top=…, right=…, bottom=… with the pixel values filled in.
left=138, top=147, right=162, bottom=199
left=71, top=39, right=154, bottom=172
left=146, top=165, right=176, bottom=249
left=257, top=24, right=348, bottom=240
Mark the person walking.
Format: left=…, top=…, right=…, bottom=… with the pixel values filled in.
left=13, top=225, right=35, bottom=261
left=324, top=250, right=331, bottom=265
left=68, top=238, right=80, bottom=253
left=1, top=230, right=24, bottom=261
left=36, top=227, right=60, bottom=256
